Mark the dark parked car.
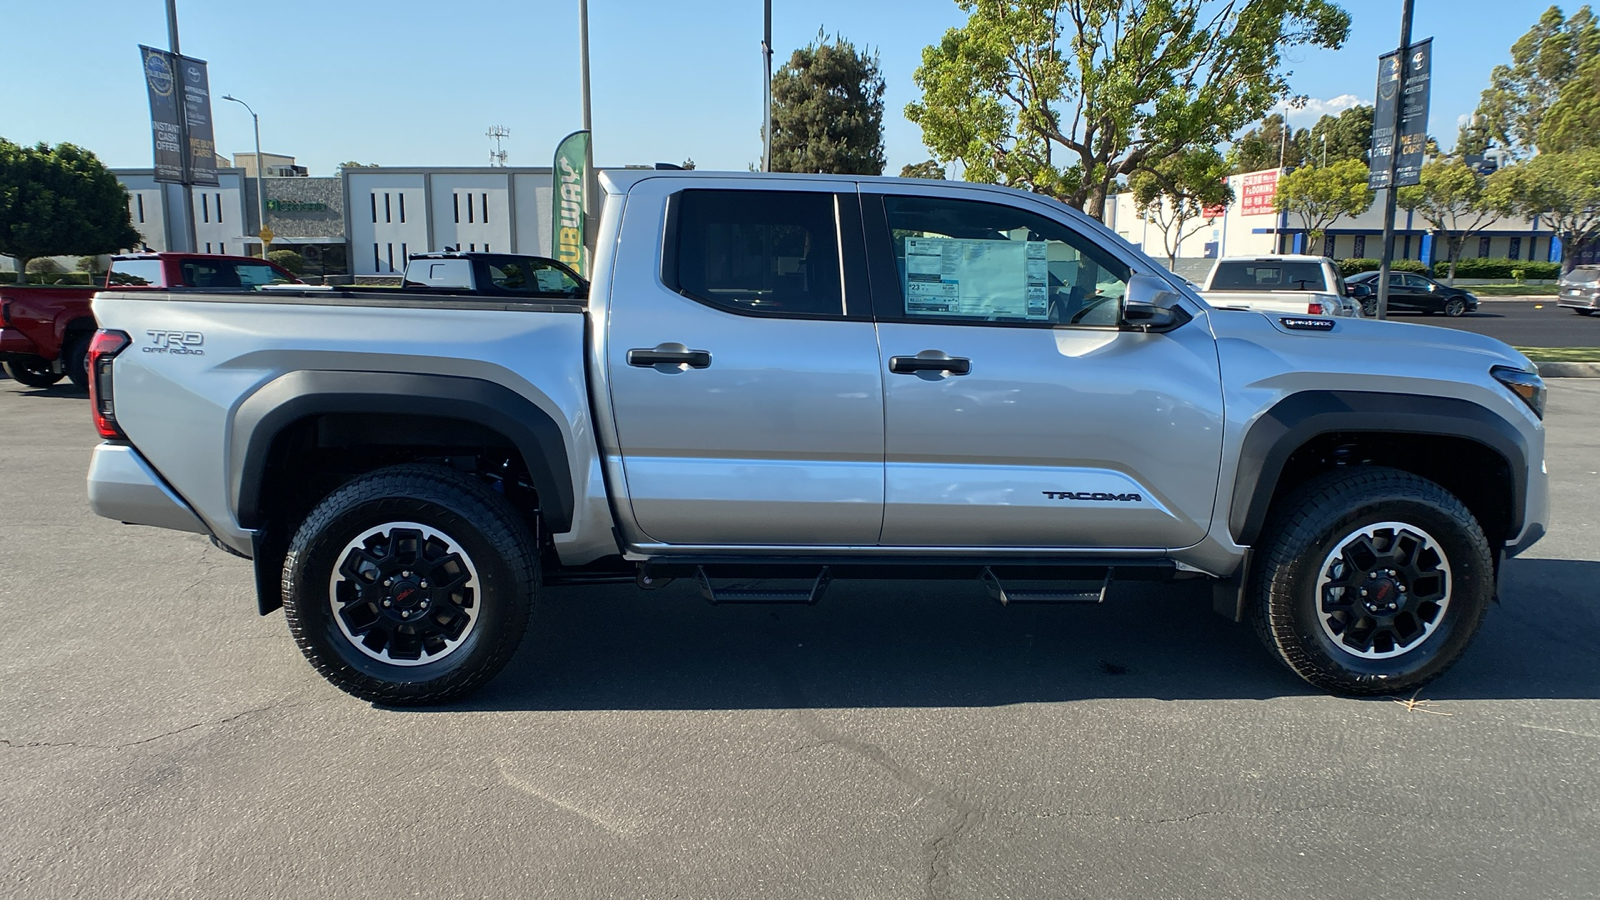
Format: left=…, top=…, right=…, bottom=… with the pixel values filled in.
left=1557, top=265, right=1600, bottom=316
left=1347, top=271, right=1479, bottom=317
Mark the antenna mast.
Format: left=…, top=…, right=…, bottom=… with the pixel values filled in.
left=487, top=125, right=510, bottom=167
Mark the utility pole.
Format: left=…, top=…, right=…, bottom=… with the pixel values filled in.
left=166, top=0, right=197, bottom=253
left=221, top=95, right=267, bottom=257
left=762, top=0, right=773, bottom=173
left=1275, top=116, right=1288, bottom=253
left=578, top=0, right=594, bottom=222
left=1375, top=0, right=1415, bottom=321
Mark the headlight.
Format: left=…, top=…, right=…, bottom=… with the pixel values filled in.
left=1491, top=365, right=1546, bottom=419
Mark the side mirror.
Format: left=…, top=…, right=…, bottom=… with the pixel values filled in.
left=1121, top=273, right=1187, bottom=333
left=1347, top=283, right=1373, bottom=299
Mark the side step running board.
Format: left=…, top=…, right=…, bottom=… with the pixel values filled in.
left=982, top=566, right=1111, bottom=605
left=695, top=566, right=832, bottom=605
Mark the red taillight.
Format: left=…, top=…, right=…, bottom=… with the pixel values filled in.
left=1307, top=301, right=1325, bottom=315
left=88, top=329, right=131, bottom=439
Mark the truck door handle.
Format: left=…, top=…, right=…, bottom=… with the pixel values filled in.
left=628, top=345, right=712, bottom=369
left=889, top=354, right=971, bottom=376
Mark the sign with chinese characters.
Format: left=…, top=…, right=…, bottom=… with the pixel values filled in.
left=1239, top=169, right=1280, bottom=216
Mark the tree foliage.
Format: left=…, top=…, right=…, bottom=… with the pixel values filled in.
left=1475, top=5, right=1600, bottom=155
left=900, top=160, right=948, bottom=179
left=1396, top=159, right=1500, bottom=283
left=1229, top=105, right=1373, bottom=174
left=770, top=32, right=886, bottom=175
left=1272, top=158, right=1374, bottom=247
left=1129, top=147, right=1233, bottom=268
left=0, top=138, right=140, bottom=284
left=907, top=0, right=1350, bottom=219
left=1485, top=149, right=1600, bottom=271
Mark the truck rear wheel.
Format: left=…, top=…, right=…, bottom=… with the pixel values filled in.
left=1251, top=467, right=1493, bottom=696
left=282, top=464, right=537, bottom=705
left=4, top=359, right=64, bottom=388
left=64, top=334, right=92, bottom=391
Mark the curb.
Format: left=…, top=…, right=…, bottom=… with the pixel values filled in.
left=1534, top=361, right=1600, bottom=378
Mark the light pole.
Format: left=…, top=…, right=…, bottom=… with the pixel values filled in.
left=222, top=94, right=268, bottom=258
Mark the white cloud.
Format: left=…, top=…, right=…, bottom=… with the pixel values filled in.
left=1272, top=93, right=1363, bottom=126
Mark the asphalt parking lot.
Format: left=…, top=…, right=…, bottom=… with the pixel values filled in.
left=1389, top=298, right=1600, bottom=347
left=2, top=376, right=1597, bottom=900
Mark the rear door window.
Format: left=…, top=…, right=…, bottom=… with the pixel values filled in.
left=234, top=262, right=294, bottom=287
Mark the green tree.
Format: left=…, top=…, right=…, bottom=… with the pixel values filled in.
left=0, top=139, right=139, bottom=284
left=1129, top=147, right=1233, bottom=269
left=1485, top=150, right=1600, bottom=273
left=1396, top=159, right=1500, bottom=283
left=907, top=0, right=1350, bottom=220
left=1307, top=105, right=1374, bottom=166
left=267, top=249, right=305, bottom=275
left=338, top=161, right=378, bottom=169
left=1272, top=157, right=1374, bottom=249
left=1475, top=5, right=1600, bottom=155
left=899, top=160, right=948, bottom=179
left=1229, top=113, right=1308, bottom=174
left=1541, top=53, right=1600, bottom=152
left=770, top=32, right=886, bottom=175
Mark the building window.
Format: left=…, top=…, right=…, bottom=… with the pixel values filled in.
left=1509, top=237, right=1522, bottom=260
left=469, top=243, right=476, bottom=251
left=453, top=193, right=460, bottom=224
left=220, top=243, right=225, bottom=255
left=401, top=242, right=408, bottom=264
left=1323, top=234, right=1335, bottom=257
left=1479, top=236, right=1491, bottom=258
left=205, top=242, right=212, bottom=253
left=387, top=243, right=395, bottom=273
left=201, top=195, right=209, bottom=223
left=467, top=193, right=475, bottom=224
left=384, top=193, right=392, bottom=224
left=215, top=194, right=222, bottom=224
left=481, top=193, right=489, bottom=224
left=1353, top=234, right=1365, bottom=257
left=136, top=194, right=145, bottom=224
left=371, top=194, right=378, bottom=224
left=399, top=194, right=406, bottom=224
left=484, top=243, right=490, bottom=252
left=1529, top=237, right=1539, bottom=262
left=374, top=243, right=381, bottom=271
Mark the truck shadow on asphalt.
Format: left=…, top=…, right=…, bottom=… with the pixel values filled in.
left=431, top=556, right=1600, bottom=711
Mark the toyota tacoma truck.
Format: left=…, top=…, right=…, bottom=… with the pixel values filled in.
left=83, top=171, right=1549, bottom=704
left=1, top=252, right=300, bottom=388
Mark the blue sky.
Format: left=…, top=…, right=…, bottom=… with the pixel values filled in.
left=5, top=1, right=1561, bottom=176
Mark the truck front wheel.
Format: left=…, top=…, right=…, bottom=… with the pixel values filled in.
left=1252, top=467, right=1494, bottom=696
left=282, top=464, right=537, bottom=705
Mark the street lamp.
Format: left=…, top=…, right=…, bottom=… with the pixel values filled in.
left=222, top=94, right=268, bottom=257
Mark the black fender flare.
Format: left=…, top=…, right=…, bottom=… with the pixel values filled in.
left=230, top=370, right=575, bottom=533
left=1229, top=390, right=1528, bottom=546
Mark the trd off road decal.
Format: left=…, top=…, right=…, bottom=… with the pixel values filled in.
left=144, top=330, right=205, bottom=356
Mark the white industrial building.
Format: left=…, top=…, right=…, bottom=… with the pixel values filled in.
left=1106, top=167, right=1560, bottom=280
left=343, top=167, right=558, bottom=275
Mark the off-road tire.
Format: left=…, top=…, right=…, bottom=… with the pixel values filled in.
left=64, top=334, right=91, bottom=391
left=1251, top=467, right=1494, bottom=696
left=3, top=359, right=63, bottom=387
left=283, top=464, right=537, bottom=705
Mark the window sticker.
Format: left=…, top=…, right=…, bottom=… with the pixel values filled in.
left=904, top=237, right=1049, bottom=320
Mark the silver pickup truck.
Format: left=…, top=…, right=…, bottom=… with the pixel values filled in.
left=85, top=171, right=1549, bottom=704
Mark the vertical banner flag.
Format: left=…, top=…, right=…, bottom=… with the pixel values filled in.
left=1370, top=38, right=1432, bottom=190
left=140, top=46, right=184, bottom=184
left=179, top=55, right=218, bottom=186
left=552, top=131, right=590, bottom=276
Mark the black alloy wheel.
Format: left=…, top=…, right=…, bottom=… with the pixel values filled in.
left=1252, top=467, right=1494, bottom=695
left=282, top=464, right=537, bottom=705
left=1443, top=297, right=1468, bottom=317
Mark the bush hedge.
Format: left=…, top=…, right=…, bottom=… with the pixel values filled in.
left=1338, top=258, right=1430, bottom=276
left=267, top=249, right=306, bottom=275
left=1437, top=258, right=1560, bottom=280
left=0, top=272, right=96, bottom=285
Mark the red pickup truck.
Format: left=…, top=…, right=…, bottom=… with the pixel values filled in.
left=1, top=252, right=300, bottom=388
